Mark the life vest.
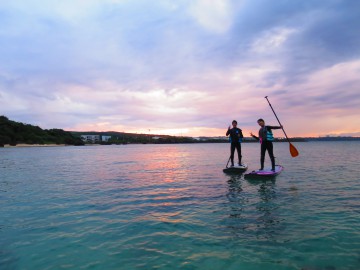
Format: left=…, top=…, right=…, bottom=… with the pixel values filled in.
left=264, top=126, right=274, bottom=141
left=229, top=128, right=242, bottom=143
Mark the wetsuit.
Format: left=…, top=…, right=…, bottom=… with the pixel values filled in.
left=251, top=125, right=281, bottom=170
left=226, top=127, right=243, bottom=166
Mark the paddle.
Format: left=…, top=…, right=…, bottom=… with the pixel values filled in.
left=265, top=96, right=299, bottom=157
left=225, top=156, right=231, bottom=168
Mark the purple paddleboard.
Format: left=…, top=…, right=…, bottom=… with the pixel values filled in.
left=244, top=165, right=284, bottom=178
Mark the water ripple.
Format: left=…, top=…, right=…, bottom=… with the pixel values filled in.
left=1, top=143, right=360, bottom=269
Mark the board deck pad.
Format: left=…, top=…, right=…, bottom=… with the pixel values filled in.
left=223, top=164, right=248, bottom=173
left=244, top=165, right=283, bottom=178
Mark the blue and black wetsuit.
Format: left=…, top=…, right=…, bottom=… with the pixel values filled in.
left=226, top=127, right=243, bottom=166
left=251, top=125, right=281, bottom=170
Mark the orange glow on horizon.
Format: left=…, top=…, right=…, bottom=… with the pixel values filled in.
left=68, top=124, right=360, bottom=138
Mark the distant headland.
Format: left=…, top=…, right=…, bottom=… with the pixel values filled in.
left=0, top=116, right=84, bottom=147
left=1, top=116, right=359, bottom=147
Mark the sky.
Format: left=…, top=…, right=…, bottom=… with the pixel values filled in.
left=0, top=0, right=359, bottom=137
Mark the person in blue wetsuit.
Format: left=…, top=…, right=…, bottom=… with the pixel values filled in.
left=250, top=118, right=282, bottom=171
left=226, top=120, right=244, bottom=167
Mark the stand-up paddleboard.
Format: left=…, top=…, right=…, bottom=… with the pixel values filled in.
left=223, top=164, right=248, bottom=173
left=244, top=165, right=283, bottom=179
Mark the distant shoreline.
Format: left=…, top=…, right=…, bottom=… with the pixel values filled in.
left=2, top=116, right=359, bottom=147
left=3, top=144, right=67, bottom=148
left=1, top=138, right=360, bottom=148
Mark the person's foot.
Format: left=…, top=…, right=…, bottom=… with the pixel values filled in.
left=230, top=164, right=234, bottom=167
left=271, top=168, right=275, bottom=172
left=259, top=168, right=264, bottom=171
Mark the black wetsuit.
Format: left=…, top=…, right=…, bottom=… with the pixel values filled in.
left=226, top=127, right=243, bottom=166
left=251, top=125, right=281, bottom=170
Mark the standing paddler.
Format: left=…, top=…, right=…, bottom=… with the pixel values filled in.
left=250, top=118, right=282, bottom=171
left=226, top=120, right=244, bottom=167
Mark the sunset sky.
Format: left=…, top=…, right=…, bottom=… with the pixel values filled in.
left=0, top=0, right=359, bottom=137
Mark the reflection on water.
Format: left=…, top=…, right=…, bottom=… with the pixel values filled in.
left=254, top=181, right=283, bottom=241
left=226, top=175, right=245, bottom=219
left=225, top=175, right=284, bottom=241
left=1, top=142, right=360, bottom=270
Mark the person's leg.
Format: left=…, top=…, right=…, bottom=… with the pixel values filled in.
left=267, top=142, right=275, bottom=170
left=260, top=143, right=266, bottom=170
left=236, top=143, right=242, bottom=165
left=230, top=144, right=235, bottom=166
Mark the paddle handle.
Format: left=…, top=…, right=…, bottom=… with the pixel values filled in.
left=264, top=96, right=291, bottom=143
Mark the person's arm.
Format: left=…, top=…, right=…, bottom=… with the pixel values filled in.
left=226, top=126, right=231, bottom=136
left=239, top=129, right=244, bottom=138
left=250, top=132, right=259, bottom=141
left=267, top=125, right=282, bottom=130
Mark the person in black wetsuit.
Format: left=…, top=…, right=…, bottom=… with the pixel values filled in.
left=250, top=118, right=282, bottom=171
left=226, top=120, right=244, bottom=167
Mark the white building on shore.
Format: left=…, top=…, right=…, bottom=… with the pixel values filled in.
left=80, top=135, right=112, bottom=143
left=80, top=135, right=100, bottom=143
left=102, top=135, right=112, bottom=142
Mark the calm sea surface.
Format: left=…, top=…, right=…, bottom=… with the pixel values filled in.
left=1, top=142, right=359, bottom=270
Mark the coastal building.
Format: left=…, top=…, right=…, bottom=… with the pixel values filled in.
left=80, top=135, right=100, bottom=143
left=102, top=135, right=112, bottom=142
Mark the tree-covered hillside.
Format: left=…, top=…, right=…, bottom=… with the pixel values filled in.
left=0, top=116, right=84, bottom=146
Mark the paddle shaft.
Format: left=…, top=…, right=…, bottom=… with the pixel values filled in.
left=226, top=156, right=231, bottom=168
left=264, top=96, right=291, bottom=144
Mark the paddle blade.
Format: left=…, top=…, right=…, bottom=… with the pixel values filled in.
left=289, top=143, right=299, bottom=157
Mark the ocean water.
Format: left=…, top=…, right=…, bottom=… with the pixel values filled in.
left=0, top=142, right=359, bottom=270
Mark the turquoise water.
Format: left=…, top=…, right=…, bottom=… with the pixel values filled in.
left=1, top=142, right=359, bottom=270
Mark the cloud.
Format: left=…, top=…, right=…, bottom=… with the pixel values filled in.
left=188, top=0, right=234, bottom=34
left=0, top=0, right=359, bottom=137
